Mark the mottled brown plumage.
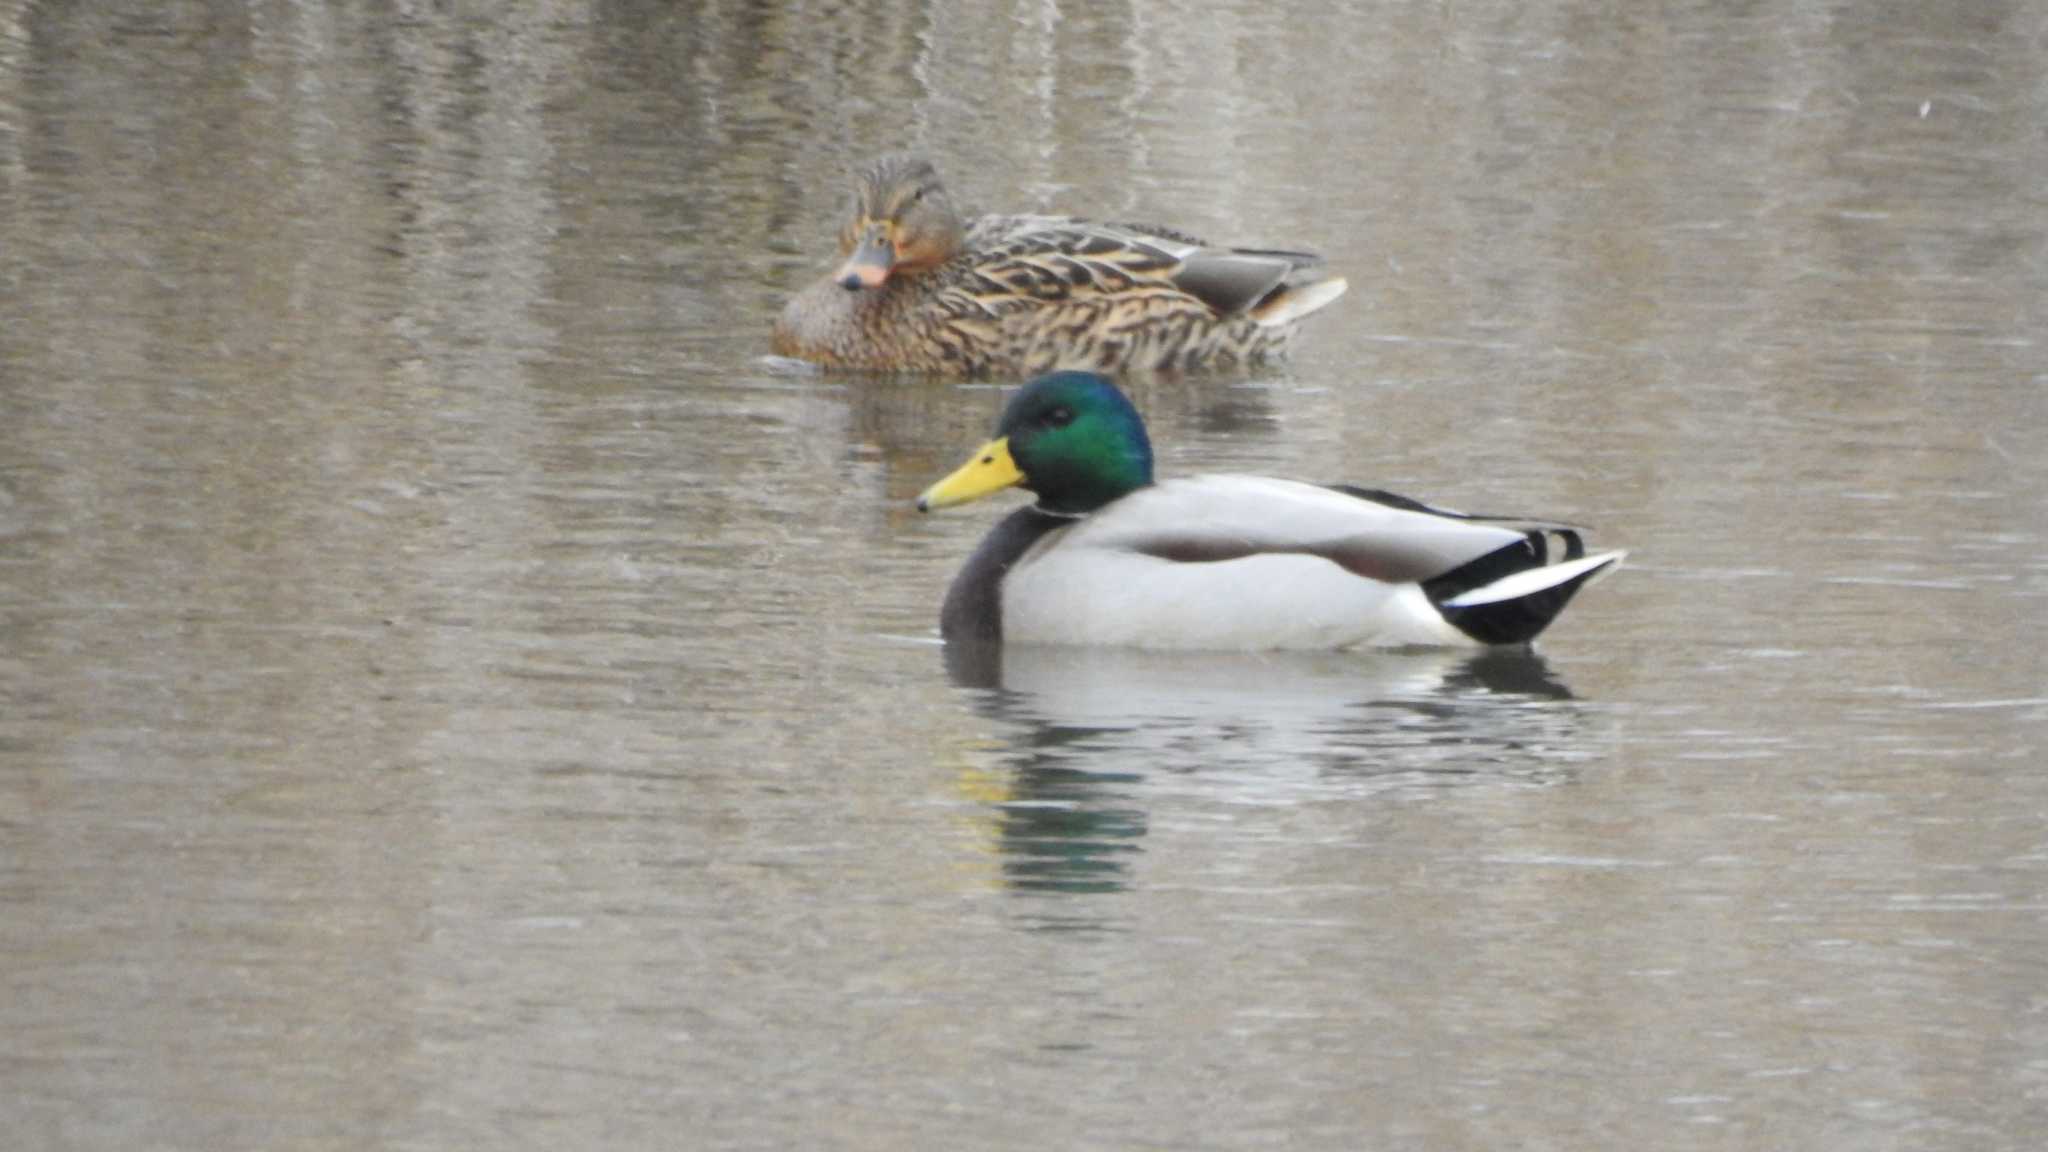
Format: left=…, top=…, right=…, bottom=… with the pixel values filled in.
left=772, top=155, right=1348, bottom=376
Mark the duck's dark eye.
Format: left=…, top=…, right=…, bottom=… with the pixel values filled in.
left=1047, top=406, right=1075, bottom=428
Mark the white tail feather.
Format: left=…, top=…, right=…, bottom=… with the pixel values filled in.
left=1252, top=277, right=1349, bottom=328
left=1443, top=551, right=1626, bottom=609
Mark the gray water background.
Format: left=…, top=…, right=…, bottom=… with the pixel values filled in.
left=3, top=2, right=2047, bottom=1149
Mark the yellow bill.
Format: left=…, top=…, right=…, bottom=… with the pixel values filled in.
left=917, top=437, right=1024, bottom=511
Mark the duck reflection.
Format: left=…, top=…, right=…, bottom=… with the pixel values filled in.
left=945, top=644, right=1582, bottom=899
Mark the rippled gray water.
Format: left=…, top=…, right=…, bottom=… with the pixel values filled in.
left=4, top=2, right=2047, bottom=1149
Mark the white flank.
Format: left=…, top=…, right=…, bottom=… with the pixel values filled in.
left=1004, top=549, right=1469, bottom=650
left=984, top=475, right=1619, bottom=651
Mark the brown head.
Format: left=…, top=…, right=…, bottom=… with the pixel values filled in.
left=834, top=154, right=966, bottom=291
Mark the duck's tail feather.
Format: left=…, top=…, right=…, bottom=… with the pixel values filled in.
left=1430, top=549, right=1625, bottom=646
left=1163, top=241, right=1348, bottom=326
left=1249, top=275, right=1349, bottom=328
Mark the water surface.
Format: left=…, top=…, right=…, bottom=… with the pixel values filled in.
left=3, top=2, right=2047, bottom=1149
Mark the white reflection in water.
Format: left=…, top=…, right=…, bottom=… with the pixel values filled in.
left=943, top=644, right=1592, bottom=899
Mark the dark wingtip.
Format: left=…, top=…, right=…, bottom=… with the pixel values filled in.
left=1432, top=552, right=1619, bottom=646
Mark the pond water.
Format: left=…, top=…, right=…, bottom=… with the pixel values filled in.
left=3, top=2, right=2046, bottom=1149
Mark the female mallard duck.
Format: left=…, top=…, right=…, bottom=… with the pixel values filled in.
left=917, top=372, right=1625, bottom=650
left=772, top=154, right=1348, bottom=375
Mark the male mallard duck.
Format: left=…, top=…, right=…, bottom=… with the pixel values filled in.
left=917, top=372, right=1625, bottom=650
left=772, top=155, right=1348, bottom=375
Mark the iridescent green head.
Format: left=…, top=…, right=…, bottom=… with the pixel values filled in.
left=917, top=372, right=1155, bottom=516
